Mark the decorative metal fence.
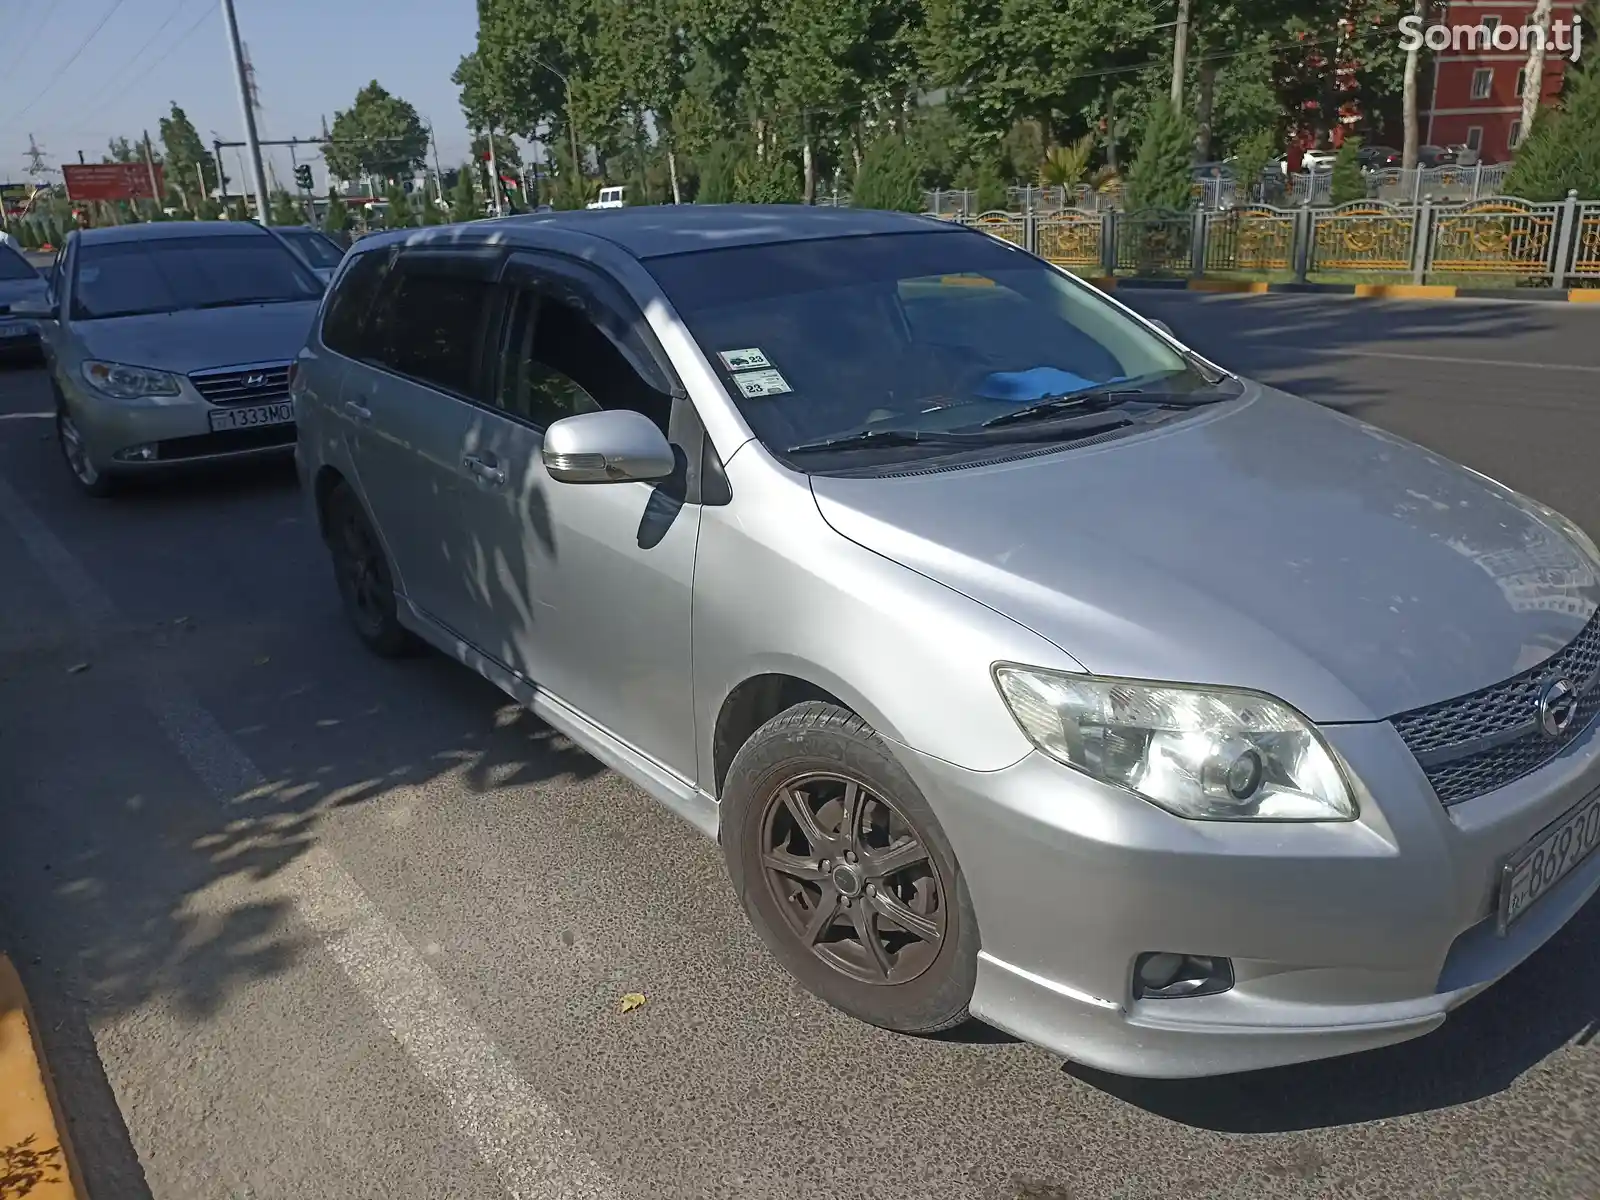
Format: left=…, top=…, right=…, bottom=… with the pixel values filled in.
left=945, top=190, right=1599, bottom=288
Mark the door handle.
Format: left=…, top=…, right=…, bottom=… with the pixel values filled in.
left=344, top=399, right=372, bottom=422
left=462, top=454, right=506, bottom=486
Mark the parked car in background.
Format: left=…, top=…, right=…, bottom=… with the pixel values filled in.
left=1358, top=144, right=1400, bottom=170
left=1418, top=144, right=1458, bottom=167
left=0, top=235, right=47, bottom=363
left=1446, top=143, right=1480, bottom=167
left=12, top=221, right=325, bottom=495
left=268, top=224, right=348, bottom=284
left=587, top=185, right=626, bottom=210
left=295, top=206, right=1600, bottom=1080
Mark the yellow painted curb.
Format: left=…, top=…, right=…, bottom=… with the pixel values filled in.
left=1187, top=279, right=1270, bottom=293
left=0, top=956, right=83, bottom=1199
left=1568, top=289, right=1600, bottom=303
left=1084, top=276, right=1117, bottom=290
left=1352, top=284, right=1459, bottom=299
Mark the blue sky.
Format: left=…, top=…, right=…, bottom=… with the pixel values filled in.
left=1, top=0, right=489, bottom=188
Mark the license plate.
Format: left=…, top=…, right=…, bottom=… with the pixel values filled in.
left=208, top=402, right=293, bottom=432
left=1499, top=788, right=1600, bottom=931
left=0, top=323, right=29, bottom=339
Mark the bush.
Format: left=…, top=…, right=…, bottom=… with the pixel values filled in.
left=1505, top=72, right=1600, bottom=201
left=954, top=160, right=1008, bottom=213
left=733, top=152, right=799, bottom=203
left=1329, top=136, right=1365, bottom=205
left=384, top=180, right=413, bottom=228
left=696, top=141, right=741, bottom=204
left=851, top=138, right=922, bottom=211
left=323, top=188, right=349, bottom=233
left=1125, top=98, right=1197, bottom=211
left=1228, top=127, right=1279, bottom=204
left=449, top=168, right=480, bottom=221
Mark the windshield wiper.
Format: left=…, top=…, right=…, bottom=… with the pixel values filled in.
left=187, top=297, right=308, bottom=311
left=784, top=427, right=990, bottom=456
left=977, top=382, right=1155, bottom=429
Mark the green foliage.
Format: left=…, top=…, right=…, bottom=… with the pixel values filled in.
left=1329, top=136, right=1365, bottom=206
left=158, top=103, right=217, bottom=211
left=270, top=189, right=302, bottom=226
left=450, top=166, right=481, bottom=221
left=1505, top=70, right=1600, bottom=201
left=42, top=218, right=63, bottom=248
left=227, top=197, right=248, bottom=222
left=1228, top=126, right=1279, bottom=203
left=733, top=152, right=800, bottom=204
left=14, top=222, right=38, bottom=249
left=955, top=159, right=1008, bottom=213
left=1125, top=98, right=1196, bottom=211
left=384, top=180, right=414, bottom=228
left=695, top=141, right=741, bottom=204
left=1036, top=134, right=1094, bottom=189
left=851, top=138, right=923, bottom=211
left=419, top=181, right=444, bottom=225
left=323, top=188, right=350, bottom=233
left=325, top=82, right=429, bottom=183
left=471, top=130, right=521, bottom=172
left=196, top=195, right=222, bottom=220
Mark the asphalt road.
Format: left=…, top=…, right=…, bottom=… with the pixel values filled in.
left=1, top=294, right=1597, bottom=1200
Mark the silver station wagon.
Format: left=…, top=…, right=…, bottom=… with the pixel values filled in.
left=294, top=207, right=1600, bottom=1078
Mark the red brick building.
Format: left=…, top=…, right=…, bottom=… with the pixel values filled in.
left=1425, top=0, right=1583, bottom=162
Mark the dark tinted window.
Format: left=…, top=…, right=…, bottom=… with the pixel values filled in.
left=378, top=263, right=495, bottom=396
left=0, top=245, right=36, bottom=281
left=320, top=249, right=390, bottom=357
left=71, top=234, right=322, bottom=319
left=496, top=285, right=672, bottom=433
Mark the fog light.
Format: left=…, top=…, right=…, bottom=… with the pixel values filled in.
left=114, top=444, right=158, bottom=462
left=1133, top=951, right=1234, bottom=1000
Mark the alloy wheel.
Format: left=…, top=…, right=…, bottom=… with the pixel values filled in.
left=336, top=504, right=389, bottom=637
left=57, top=411, right=99, bottom=487
left=759, top=771, right=947, bottom=986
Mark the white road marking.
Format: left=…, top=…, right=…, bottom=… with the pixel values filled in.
left=0, top=470, right=621, bottom=1200
left=1294, top=347, right=1600, bottom=373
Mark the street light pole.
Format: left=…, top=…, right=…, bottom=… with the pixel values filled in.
left=531, top=56, right=582, bottom=197
left=219, top=0, right=271, bottom=223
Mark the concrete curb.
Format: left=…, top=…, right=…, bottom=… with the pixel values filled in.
left=0, top=954, right=86, bottom=1199
left=1084, top=276, right=1600, bottom=302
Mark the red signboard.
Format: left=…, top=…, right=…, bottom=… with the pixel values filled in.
left=62, top=162, right=166, bottom=202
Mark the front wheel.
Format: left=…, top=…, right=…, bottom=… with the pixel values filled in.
left=326, top=482, right=417, bottom=658
left=56, top=407, right=116, bottom=497
left=722, top=701, right=979, bottom=1035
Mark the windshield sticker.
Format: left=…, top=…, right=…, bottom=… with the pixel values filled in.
left=937, top=274, right=997, bottom=287
left=718, top=347, right=772, bottom=372
left=732, top=368, right=792, bottom=399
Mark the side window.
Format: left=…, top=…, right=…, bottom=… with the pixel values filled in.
left=495, top=282, right=672, bottom=434
left=377, top=263, right=496, bottom=396
left=321, top=250, right=390, bottom=358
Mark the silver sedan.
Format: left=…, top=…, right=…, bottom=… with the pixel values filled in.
left=17, top=220, right=323, bottom=496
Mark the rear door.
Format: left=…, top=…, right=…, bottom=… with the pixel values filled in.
left=336, top=245, right=504, bottom=631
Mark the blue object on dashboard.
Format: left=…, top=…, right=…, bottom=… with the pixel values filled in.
left=975, top=366, right=1111, bottom=402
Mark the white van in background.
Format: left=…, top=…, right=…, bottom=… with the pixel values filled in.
left=586, top=186, right=626, bottom=210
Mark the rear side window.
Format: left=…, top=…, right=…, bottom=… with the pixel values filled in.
left=0, top=244, right=35, bottom=281
left=321, top=249, right=391, bottom=358
left=376, top=262, right=496, bottom=396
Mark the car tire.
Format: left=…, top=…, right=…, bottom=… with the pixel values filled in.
left=55, top=405, right=117, bottom=498
left=325, top=482, right=417, bottom=658
left=722, top=701, right=979, bottom=1035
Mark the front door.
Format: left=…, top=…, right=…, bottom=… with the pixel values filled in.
left=452, top=255, right=702, bottom=781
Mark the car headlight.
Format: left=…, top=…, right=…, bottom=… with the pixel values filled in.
left=993, top=665, right=1357, bottom=822
left=81, top=360, right=183, bottom=401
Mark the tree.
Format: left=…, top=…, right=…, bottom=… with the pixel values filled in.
left=1401, top=0, right=1425, bottom=168
left=324, top=82, right=429, bottom=184
left=1229, top=126, right=1279, bottom=203
left=696, top=141, right=741, bottom=204
left=105, top=136, right=138, bottom=163
left=158, top=103, right=217, bottom=213
left=323, top=188, right=350, bottom=234
left=270, top=188, right=302, bottom=226
left=733, top=152, right=801, bottom=203
left=955, top=159, right=1008, bottom=212
left=384, top=179, right=414, bottom=229
left=1521, top=0, right=1555, bottom=141
left=450, top=165, right=481, bottom=222
left=1037, top=134, right=1094, bottom=189
left=1125, top=97, right=1196, bottom=211
left=471, top=130, right=521, bottom=172
left=227, top=197, right=249, bottom=222
left=1329, top=136, right=1366, bottom=205
left=852, top=138, right=923, bottom=211
left=419, top=180, right=444, bottom=225
left=1505, top=67, right=1600, bottom=200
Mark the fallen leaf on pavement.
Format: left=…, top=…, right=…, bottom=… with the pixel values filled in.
left=66, top=662, right=90, bottom=674
left=619, top=992, right=647, bottom=1013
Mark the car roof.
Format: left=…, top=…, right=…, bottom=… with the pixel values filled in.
left=398, top=204, right=955, bottom=262
left=77, top=220, right=275, bottom=245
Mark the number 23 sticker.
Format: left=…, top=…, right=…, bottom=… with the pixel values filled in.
left=733, top=368, right=792, bottom=398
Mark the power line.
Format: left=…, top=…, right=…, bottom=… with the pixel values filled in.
left=0, top=0, right=63, bottom=79
left=12, top=0, right=133, bottom=121
left=87, top=5, right=219, bottom=119
left=78, top=0, right=207, bottom=117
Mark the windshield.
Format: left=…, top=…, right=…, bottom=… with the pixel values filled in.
left=0, top=245, right=37, bottom=281
left=281, top=229, right=345, bottom=269
left=647, top=230, right=1214, bottom=467
left=72, top=234, right=322, bottom=320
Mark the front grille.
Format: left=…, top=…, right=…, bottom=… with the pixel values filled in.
left=188, top=362, right=291, bottom=406
left=153, top=424, right=296, bottom=460
left=1390, top=608, right=1600, bottom=804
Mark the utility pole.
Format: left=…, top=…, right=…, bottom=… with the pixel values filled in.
left=1170, top=0, right=1191, bottom=107
left=485, top=123, right=503, bottom=216
left=142, top=129, right=161, bottom=216
left=220, top=0, right=271, bottom=223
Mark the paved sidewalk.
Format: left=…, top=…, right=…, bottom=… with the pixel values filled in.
left=1, top=954, right=83, bottom=1199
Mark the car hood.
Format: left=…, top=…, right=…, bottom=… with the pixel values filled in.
left=74, top=301, right=321, bottom=372
left=0, top=275, right=46, bottom=310
left=809, top=386, right=1600, bottom=723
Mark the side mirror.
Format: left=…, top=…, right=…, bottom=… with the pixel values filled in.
left=10, top=296, right=57, bottom=321
left=542, top=409, right=675, bottom=484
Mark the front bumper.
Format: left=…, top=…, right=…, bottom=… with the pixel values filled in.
left=62, top=374, right=295, bottom=472
left=898, top=715, right=1600, bottom=1078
